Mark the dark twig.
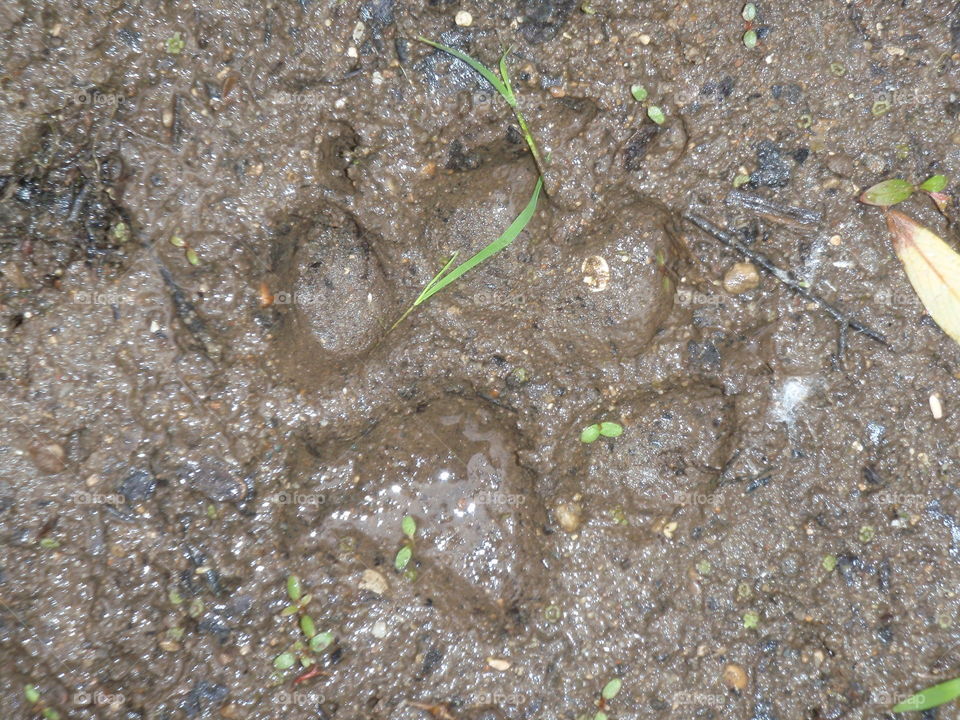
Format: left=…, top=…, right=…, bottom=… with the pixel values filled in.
left=683, top=212, right=888, bottom=347
left=724, top=189, right=823, bottom=227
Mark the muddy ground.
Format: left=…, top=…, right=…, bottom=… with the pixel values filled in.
left=2, top=0, right=960, bottom=718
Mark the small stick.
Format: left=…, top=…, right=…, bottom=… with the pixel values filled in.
left=683, top=212, right=887, bottom=347
left=724, top=189, right=823, bottom=227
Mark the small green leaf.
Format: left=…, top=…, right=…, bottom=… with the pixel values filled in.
left=300, top=615, right=316, bottom=638
left=822, top=554, right=837, bottom=572
left=742, top=29, right=758, bottom=48
left=893, top=677, right=960, bottom=712
left=185, top=248, right=200, bottom=266
left=310, top=631, right=334, bottom=653
left=920, top=175, right=948, bottom=193
left=580, top=424, right=601, bottom=443
left=647, top=105, right=665, bottom=125
left=300, top=655, right=314, bottom=668
left=39, top=538, right=59, bottom=549
left=168, top=588, right=183, bottom=605
left=24, top=684, right=40, bottom=704
left=402, top=515, right=417, bottom=540
left=280, top=604, right=299, bottom=616
left=598, top=422, right=623, bottom=438
left=395, top=545, right=412, bottom=571
left=42, top=710, right=61, bottom=720
left=743, top=611, right=759, bottom=629
left=594, top=712, right=608, bottom=720
left=630, top=84, right=648, bottom=102
left=742, top=3, right=757, bottom=21
left=287, top=574, right=302, bottom=602
left=299, top=594, right=312, bottom=607
left=169, top=234, right=186, bottom=248
left=601, top=678, right=622, bottom=700
left=273, top=651, right=296, bottom=670
left=859, top=525, right=876, bottom=543
left=166, top=32, right=185, bottom=55
left=859, top=178, right=915, bottom=207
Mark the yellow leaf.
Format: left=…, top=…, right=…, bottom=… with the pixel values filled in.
left=887, top=210, right=960, bottom=345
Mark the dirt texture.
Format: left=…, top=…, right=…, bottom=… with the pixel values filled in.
left=3, top=1, right=960, bottom=719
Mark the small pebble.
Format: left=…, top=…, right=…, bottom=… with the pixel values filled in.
left=723, top=262, right=760, bottom=294
left=930, top=392, right=944, bottom=420
left=372, top=620, right=388, bottom=638
left=555, top=502, right=583, bottom=533
left=722, top=663, right=748, bottom=691
left=487, top=657, right=511, bottom=671
left=455, top=10, right=473, bottom=26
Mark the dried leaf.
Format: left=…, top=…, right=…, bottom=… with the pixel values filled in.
left=886, top=210, right=960, bottom=345
left=860, top=178, right=914, bottom=206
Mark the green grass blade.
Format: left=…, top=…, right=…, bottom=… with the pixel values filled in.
left=893, top=678, right=960, bottom=712
left=417, top=36, right=508, bottom=98
left=498, top=50, right=517, bottom=105
left=415, top=252, right=459, bottom=304
left=415, top=177, right=543, bottom=306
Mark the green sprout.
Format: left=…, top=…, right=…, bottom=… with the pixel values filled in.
left=647, top=105, right=665, bottom=125
left=743, top=611, right=759, bottom=629
left=601, top=678, right=622, bottom=700
left=23, top=684, right=60, bottom=719
left=858, top=525, right=876, bottom=543
left=859, top=175, right=950, bottom=207
left=402, top=514, right=417, bottom=540
left=742, top=3, right=757, bottom=21
left=742, top=29, right=758, bottom=48
left=630, top=84, right=648, bottom=102
left=390, top=177, right=543, bottom=330
left=394, top=545, right=412, bottom=571
left=893, top=677, right=960, bottom=713
left=580, top=421, right=624, bottom=443
left=166, top=32, right=185, bottom=54
left=273, top=575, right=334, bottom=671
left=418, top=38, right=543, bottom=171
left=822, top=554, right=837, bottom=572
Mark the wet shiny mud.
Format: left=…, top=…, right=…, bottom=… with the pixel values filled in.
left=2, top=1, right=960, bottom=718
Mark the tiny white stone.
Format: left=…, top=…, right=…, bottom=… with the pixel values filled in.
left=372, top=620, right=388, bottom=638
left=930, top=392, right=944, bottom=420
left=455, top=10, right=473, bottom=26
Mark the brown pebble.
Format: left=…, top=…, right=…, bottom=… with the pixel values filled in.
left=722, top=663, right=748, bottom=690
left=554, top=502, right=583, bottom=533
left=722, top=262, right=760, bottom=294
left=30, top=444, right=66, bottom=474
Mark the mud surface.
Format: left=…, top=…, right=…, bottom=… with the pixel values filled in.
left=2, top=1, right=960, bottom=718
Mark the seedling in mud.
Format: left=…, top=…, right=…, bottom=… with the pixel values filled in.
left=23, top=684, right=60, bottom=720
left=859, top=175, right=949, bottom=208
left=580, top=422, right=624, bottom=443
left=892, top=677, right=960, bottom=713
left=395, top=515, right=418, bottom=576
left=273, top=575, right=335, bottom=673
left=591, top=677, right=622, bottom=720
left=388, top=40, right=545, bottom=331
left=628, top=84, right=665, bottom=125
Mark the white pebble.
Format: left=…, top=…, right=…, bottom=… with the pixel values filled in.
left=930, top=392, right=944, bottom=420
left=455, top=10, right=473, bottom=26
left=372, top=620, right=387, bottom=638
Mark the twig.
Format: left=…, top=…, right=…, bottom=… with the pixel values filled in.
left=683, top=212, right=888, bottom=347
left=724, top=189, right=823, bottom=227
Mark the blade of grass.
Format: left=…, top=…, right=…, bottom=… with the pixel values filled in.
left=417, top=37, right=544, bottom=173
left=390, top=253, right=459, bottom=332
left=892, top=677, right=960, bottom=712
left=414, top=176, right=542, bottom=305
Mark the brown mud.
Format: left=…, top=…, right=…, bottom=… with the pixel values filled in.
left=3, top=1, right=960, bottom=718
